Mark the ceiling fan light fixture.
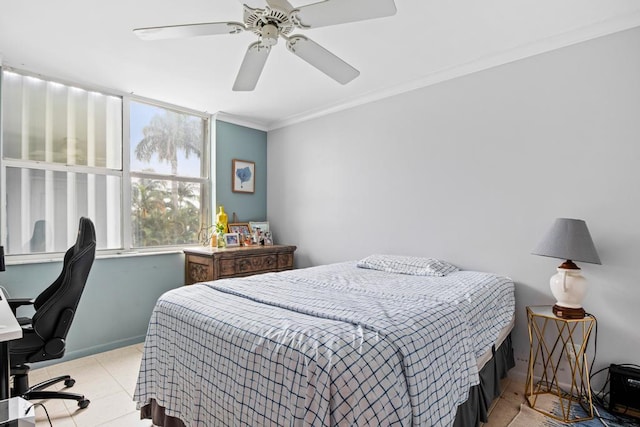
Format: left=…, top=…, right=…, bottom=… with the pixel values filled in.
left=260, top=23, right=279, bottom=46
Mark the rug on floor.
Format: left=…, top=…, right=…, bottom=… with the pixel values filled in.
left=508, top=393, right=640, bottom=427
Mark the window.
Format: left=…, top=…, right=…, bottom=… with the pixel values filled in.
left=1, top=71, right=123, bottom=254
left=1, top=68, right=210, bottom=256
left=129, top=101, right=208, bottom=247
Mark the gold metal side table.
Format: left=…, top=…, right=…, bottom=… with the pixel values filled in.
left=525, top=305, right=595, bottom=423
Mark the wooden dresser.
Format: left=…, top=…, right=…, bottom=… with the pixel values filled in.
left=183, top=245, right=296, bottom=285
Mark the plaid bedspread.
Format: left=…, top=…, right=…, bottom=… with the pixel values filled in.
left=134, top=262, right=514, bottom=426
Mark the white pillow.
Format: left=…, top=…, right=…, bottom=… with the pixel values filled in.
left=356, top=254, right=458, bottom=277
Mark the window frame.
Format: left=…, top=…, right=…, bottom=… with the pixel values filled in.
left=0, top=66, right=213, bottom=262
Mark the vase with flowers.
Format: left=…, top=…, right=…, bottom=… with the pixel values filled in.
left=215, top=222, right=226, bottom=248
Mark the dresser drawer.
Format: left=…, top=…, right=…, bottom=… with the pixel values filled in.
left=185, top=254, right=214, bottom=284
left=183, top=245, right=296, bottom=284
left=238, top=254, right=277, bottom=274
left=277, top=253, right=293, bottom=269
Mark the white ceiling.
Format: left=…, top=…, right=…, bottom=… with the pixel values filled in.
left=1, top=1, right=639, bottom=130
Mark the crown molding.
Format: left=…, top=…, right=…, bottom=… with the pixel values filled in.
left=214, top=112, right=269, bottom=132
left=267, top=13, right=640, bottom=131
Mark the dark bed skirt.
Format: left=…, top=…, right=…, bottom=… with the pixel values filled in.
left=140, top=334, right=515, bottom=427
left=453, top=334, right=515, bottom=427
left=140, top=399, right=186, bottom=427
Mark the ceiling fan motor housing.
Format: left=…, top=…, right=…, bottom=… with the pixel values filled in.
left=245, top=6, right=293, bottom=36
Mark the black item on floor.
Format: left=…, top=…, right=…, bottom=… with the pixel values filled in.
left=609, top=364, right=640, bottom=419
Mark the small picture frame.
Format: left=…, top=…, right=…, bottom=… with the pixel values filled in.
left=232, top=159, right=255, bottom=193
left=263, top=231, right=274, bottom=246
left=224, top=233, right=240, bottom=247
left=227, top=223, right=251, bottom=236
left=249, top=221, right=269, bottom=233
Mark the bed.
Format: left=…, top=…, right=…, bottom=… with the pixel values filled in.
left=134, top=255, right=515, bottom=426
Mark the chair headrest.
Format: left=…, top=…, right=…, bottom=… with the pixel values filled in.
left=74, top=217, right=96, bottom=255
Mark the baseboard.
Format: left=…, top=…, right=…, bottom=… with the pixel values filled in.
left=29, top=335, right=147, bottom=368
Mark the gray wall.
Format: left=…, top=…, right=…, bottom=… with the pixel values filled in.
left=267, top=27, right=640, bottom=382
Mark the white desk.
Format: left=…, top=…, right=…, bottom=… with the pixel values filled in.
left=0, top=396, right=35, bottom=426
left=0, top=292, right=22, bottom=400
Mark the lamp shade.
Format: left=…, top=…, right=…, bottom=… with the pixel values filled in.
left=532, top=218, right=601, bottom=265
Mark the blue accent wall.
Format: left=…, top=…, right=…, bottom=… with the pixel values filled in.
left=215, top=120, right=267, bottom=222
left=1, top=254, right=184, bottom=362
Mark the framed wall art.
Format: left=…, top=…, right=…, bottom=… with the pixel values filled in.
left=232, top=159, right=255, bottom=193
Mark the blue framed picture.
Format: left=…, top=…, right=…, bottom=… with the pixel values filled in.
left=232, top=159, right=255, bottom=193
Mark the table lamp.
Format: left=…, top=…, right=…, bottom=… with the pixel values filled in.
left=532, top=218, right=600, bottom=319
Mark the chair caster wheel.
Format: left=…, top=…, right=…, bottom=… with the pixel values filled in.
left=64, top=379, right=76, bottom=387
left=78, top=399, right=90, bottom=409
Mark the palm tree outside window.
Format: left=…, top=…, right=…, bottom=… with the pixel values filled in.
left=130, top=101, right=209, bottom=248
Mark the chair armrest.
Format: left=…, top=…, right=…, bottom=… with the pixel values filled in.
left=7, top=298, right=35, bottom=315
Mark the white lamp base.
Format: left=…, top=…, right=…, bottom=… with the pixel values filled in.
left=549, top=266, right=587, bottom=319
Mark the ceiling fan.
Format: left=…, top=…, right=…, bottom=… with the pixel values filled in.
left=133, top=0, right=397, bottom=91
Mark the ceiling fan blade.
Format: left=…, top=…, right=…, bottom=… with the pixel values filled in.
left=265, top=0, right=295, bottom=12
left=233, top=41, right=272, bottom=91
left=239, top=0, right=267, bottom=8
left=133, top=22, right=245, bottom=41
left=295, top=0, right=397, bottom=28
left=286, top=35, right=359, bottom=85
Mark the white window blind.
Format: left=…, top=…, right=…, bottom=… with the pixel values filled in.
left=1, top=70, right=123, bottom=255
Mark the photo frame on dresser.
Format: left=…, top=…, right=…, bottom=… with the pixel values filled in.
left=228, top=223, right=251, bottom=236
left=249, top=221, right=269, bottom=233
left=232, top=159, right=255, bottom=193
left=263, top=231, right=273, bottom=246
left=224, top=233, right=240, bottom=247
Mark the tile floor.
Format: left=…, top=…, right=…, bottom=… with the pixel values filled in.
left=484, top=377, right=528, bottom=426
left=27, top=344, right=526, bottom=426
left=28, top=344, right=151, bottom=427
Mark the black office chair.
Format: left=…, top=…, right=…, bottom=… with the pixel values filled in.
left=8, top=217, right=96, bottom=409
